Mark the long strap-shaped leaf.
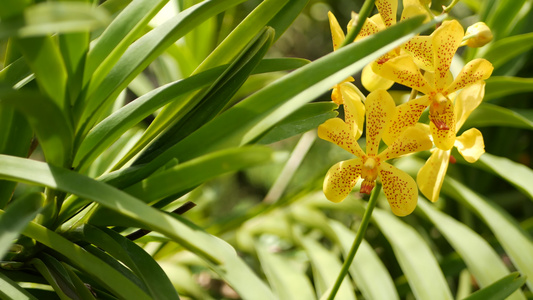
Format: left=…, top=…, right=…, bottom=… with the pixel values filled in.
left=0, top=154, right=276, bottom=300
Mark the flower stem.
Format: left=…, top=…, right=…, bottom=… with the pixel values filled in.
left=326, top=183, right=382, bottom=300
left=340, top=0, right=376, bottom=48
left=443, top=0, right=460, bottom=13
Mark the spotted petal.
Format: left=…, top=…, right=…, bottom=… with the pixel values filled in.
left=380, top=124, right=433, bottom=160
left=401, top=0, right=429, bottom=21
left=379, top=162, right=418, bottom=216
left=455, top=128, right=485, bottom=163
left=430, top=97, right=456, bottom=150
left=318, top=118, right=364, bottom=157
left=432, top=20, right=464, bottom=90
left=403, top=35, right=434, bottom=71
left=362, top=63, right=394, bottom=92
left=382, top=95, right=431, bottom=146
left=372, top=55, right=433, bottom=95
left=331, top=77, right=355, bottom=104
left=375, top=0, right=397, bottom=27
left=328, top=11, right=345, bottom=51
left=355, top=17, right=381, bottom=41
left=444, top=58, right=493, bottom=95
left=417, top=148, right=450, bottom=202
left=454, top=82, right=485, bottom=131
left=365, top=90, right=396, bottom=156
left=323, top=158, right=363, bottom=203
left=341, top=82, right=366, bottom=140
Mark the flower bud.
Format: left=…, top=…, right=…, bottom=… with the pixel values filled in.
left=464, top=22, right=493, bottom=48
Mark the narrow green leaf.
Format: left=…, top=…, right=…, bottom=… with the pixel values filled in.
left=485, top=76, right=533, bottom=101
left=0, top=0, right=31, bottom=19
left=257, top=102, right=338, bottom=144
left=29, top=257, right=78, bottom=300
left=0, top=88, right=73, bottom=167
left=125, top=146, right=273, bottom=203
left=0, top=57, right=32, bottom=87
left=62, top=263, right=98, bottom=300
left=443, top=177, right=533, bottom=291
left=0, top=270, right=38, bottom=300
left=329, top=220, right=400, bottom=300
left=462, top=103, right=533, bottom=130
left=266, top=0, right=309, bottom=41
left=9, top=216, right=152, bottom=299
left=295, top=231, right=356, bottom=300
left=472, top=153, right=533, bottom=200
left=73, top=66, right=222, bottom=170
left=0, top=192, right=43, bottom=260
left=77, top=0, right=247, bottom=140
left=0, top=155, right=276, bottom=300
left=484, top=0, right=527, bottom=39
left=69, top=225, right=180, bottom=300
left=373, top=208, right=453, bottom=300
left=254, top=57, right=310, bottom=73
left=418, top=199, right=526, bottom=300
left=83, top=0, right=169, bottom=88
left=482, top=32, right=533, bottom=69
left=255, top=241, right=316, bottom=300
left=59, top=32, right=89, bottom=105
left=14, top=36, right=67, bottom=110
left=134, top=27, right=275, bottom=165
left=463, top=273, right=527, bottom=300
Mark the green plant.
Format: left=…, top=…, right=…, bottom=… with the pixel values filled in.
left=0, top=0, right=532, bottom=299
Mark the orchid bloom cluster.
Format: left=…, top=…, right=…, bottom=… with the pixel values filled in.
left=319, top=0, right=494, bottom=216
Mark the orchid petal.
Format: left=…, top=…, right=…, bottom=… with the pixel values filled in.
left=382, top=95, right=431, bottom=145
left=369, top=14, right=387, bottom=30
left=417, top=149, right=450, bottom=202
left=318, top=118, right=365, bottom=157
left=323, top=158, right=363, bottom=203
left=444, top=58, right=493, bottom=95
left=372, top=55, right=433, bottom=95
left=454, top=82, right=485, bottom=131
left=362, top=63, right=395, bottom=92
left=341, top=82, right=366, bottom=139
left=403, top=35, right=434, bottom=71
left=432, top=20, right=464, bottom=90
left=328, top=11, right=345, bottom=51
left=430, top=97, right=456, bottom=150
left=355, top=18, right=381, bottom=41
left=375, top=0, right=397, bottom=27
left=331, top=76, right=355, bottom=104
left=379, top=162, right=418, bottom=216
left=455, top=128, right=485, bottom=163
left=380, top=124, right=433, bottom=160
left=401, top=2, right=429, bottom=21
left=366, top=90, right=396, bottom=156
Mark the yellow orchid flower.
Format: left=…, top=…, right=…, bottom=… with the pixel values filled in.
left=417, top=82, right=486, bottom=202
left=318, top=90, right=433, bottom=216
left=374, top=20, right=493, bottom=150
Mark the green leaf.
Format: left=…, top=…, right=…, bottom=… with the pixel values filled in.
left=329, top=220, right=399, bottom=300
left=462, top=103, right=533, bottom=130
left=485, top=76, right=533, bottom=101
left=266, top=0, right=309, bottom=41
left=30, top=256, right=80, bottom=300
left=0, top=2, right=109, bottom=39
left=14, top=36, right=67, bottom=110
left=125, top=146, right=273, bottom=203
left=257, top=102, right=338, bottom=144
left=68, top=225, right=180, bottom=300
left=418, top=199, right=526, bottom=300
left=62, top=263, right=98, bottom=300
left=484, top=0, right=528, bottom=39
left=0, top=155, right=276, bottom=300
left=442, top=177, right=533, bottom=291
left=294, top=230, right=356, bottom=300
left=253, top=57, right=310, bottom=73
left=0, top=270, right=38, bottom=300
left=83, top=0, right=169, bottom=88
left=76, top=0, right=247, bottom=140
left=0, top=192, right=43, bottom=260
left=255, top=240, right=315, bottom=300
left=122, top=15, right=433, bottom=186
left=0, top=88, right=73, bottom=167
left=373, top=208, right=453, bottom=300
left=133, top=27, right=275, bottom=165
left=463, top=273, right=527, bottom=300
left=482, top=32, right=533, bottom=69
left=472, top=153, right=533, bottom=200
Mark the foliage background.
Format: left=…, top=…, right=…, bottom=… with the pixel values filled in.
left=0, top=0, right=532, bottom=299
